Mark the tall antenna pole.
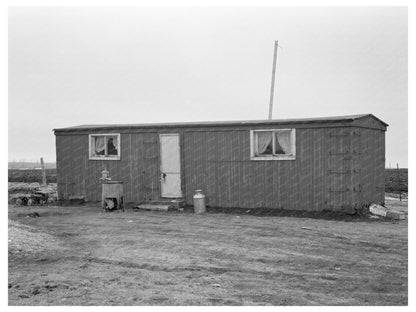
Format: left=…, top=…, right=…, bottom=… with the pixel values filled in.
left=268, top=40, right=278, bottom=120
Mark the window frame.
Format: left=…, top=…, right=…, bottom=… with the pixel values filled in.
left=250, top=129, right=296, bottom=160
left=89, top=133, right=121, bottom=160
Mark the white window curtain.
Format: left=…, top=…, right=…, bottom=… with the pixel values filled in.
left=275, top=132, right=291, bottom=154
left=95, top=136, right=106, bottom=154
left=256, top=132, right=272, bottom=154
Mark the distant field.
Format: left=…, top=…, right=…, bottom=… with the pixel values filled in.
left=8, top=162, right=56, bottom=170
left=8, top=169, right=57, bottom=183
left=385, top=169, right=408, bottom=193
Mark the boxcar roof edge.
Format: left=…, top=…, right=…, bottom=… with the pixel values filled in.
left=53, top=113, right=388, bottom=133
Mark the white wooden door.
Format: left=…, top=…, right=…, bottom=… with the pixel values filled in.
left=159, top=134, right=182, bottom=198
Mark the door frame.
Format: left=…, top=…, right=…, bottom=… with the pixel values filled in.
left=159, top=133, right=183, bottom=198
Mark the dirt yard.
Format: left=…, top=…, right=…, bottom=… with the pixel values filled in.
left=8, top=201, right=407, bottom=306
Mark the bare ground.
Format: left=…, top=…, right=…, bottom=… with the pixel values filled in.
left=8, top=201, right=407, bottom=306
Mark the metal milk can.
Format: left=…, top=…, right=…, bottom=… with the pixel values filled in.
left=193, top=189, right=206, bottom=214
left=100, top=169, right=110, bottom=180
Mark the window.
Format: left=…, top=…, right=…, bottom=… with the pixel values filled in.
left=250, top=129, right=296, bottom=160
left=89, top=134, right=121, bottom=160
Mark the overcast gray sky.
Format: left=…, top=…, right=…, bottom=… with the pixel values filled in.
left=8, top=6, right=408, bottom=167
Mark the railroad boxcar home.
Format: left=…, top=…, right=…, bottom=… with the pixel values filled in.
left=54, top=114, right=387, bottom=212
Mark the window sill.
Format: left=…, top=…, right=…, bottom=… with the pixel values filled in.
left=89, top=156, right=120, bottom=161
left=251, top=155, right=296, bottom=161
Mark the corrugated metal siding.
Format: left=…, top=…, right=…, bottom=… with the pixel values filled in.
left=360, top=128, right=385, bottom=205
left=56, top=118, right=386, bottom=210
left=325, top=128, right=359, bottom=211
left=182, top=128, right=339, bottom=210
left=181, top=126, right=384, bottom=211
left=56, top=134, right=88, bottom=200
left=56, top=132, right=162, bottom=203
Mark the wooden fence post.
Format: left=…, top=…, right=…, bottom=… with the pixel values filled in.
left=40, top=157, right=47, bottom=186
left=396, top=163, right=401, bottom=202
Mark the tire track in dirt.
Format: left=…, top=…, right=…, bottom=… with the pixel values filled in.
left=55, top=255, right=366, bottom=285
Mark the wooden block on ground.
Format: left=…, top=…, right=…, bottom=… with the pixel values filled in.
left=135, top=204, right=174, bottom=211
left=386, top=211, right=407, bottom=220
